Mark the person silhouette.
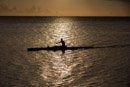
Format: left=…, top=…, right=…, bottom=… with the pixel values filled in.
left=60, top=38, right=66, bottom=47
left=56, top=38, right=66, bottom=53
left=60, top=38, right=66, bottom=53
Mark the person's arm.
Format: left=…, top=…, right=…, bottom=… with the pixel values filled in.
left=56, top=41, right=61, bottom=44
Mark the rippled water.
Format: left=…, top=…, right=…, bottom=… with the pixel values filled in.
left=0, top=17, right=130, bottom=87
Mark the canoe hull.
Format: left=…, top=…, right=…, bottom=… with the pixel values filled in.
left=27, top=46, right=94, bottom=51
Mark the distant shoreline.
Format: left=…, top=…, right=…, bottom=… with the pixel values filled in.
left=0, top=16, right=130, bottom=23
left=0, top=16, right=130, bottom=17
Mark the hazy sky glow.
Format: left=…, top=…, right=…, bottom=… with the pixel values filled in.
left=0, top=0, right=130, bottom=16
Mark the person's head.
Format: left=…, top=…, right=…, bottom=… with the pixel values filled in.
left=61, top=38, right=63, bottom=41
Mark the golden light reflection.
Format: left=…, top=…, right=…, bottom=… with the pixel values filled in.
left=39, top=18, right=91, bottom=47
left=44, top=18, right=74, bottom=46
left=39, top=18, right=91, bottom=86
left=38, top=18, right=93, bottom=87
left=53, top=18, right=73, bottom=40
left=40, top=18, right=76, bottom=85
left=41, top=52, right=77, bottom=85
left=54, top=23, right=70, bottom=40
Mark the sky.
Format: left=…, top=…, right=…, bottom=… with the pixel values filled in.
left=0, top=0, right=130, bottom=16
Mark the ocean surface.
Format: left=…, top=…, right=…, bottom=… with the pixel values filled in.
left=0, top=17, right=130, bottom=87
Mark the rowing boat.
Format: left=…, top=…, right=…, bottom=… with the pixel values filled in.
left=27, top=46, right=94, bottom=51
left=27, top=44, right=130, bottom=52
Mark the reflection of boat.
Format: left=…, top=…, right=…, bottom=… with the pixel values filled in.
left=27, top=46, right=94, bottom=51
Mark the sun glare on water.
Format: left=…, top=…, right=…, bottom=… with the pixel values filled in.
left=41, top=53, right=77, bottom=85
left=39, top=18, right=80, bottom=86
left=37, top=18, right=91, bottom=86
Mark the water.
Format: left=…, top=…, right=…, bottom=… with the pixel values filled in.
left=0, top=17, right=130, bottom=87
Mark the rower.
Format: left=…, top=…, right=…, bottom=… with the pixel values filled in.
left=61, top=38, right=66, bottom=47
left=57, top=38, right=66, bottom=47
left=60, top=38, right=66, bottom=53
